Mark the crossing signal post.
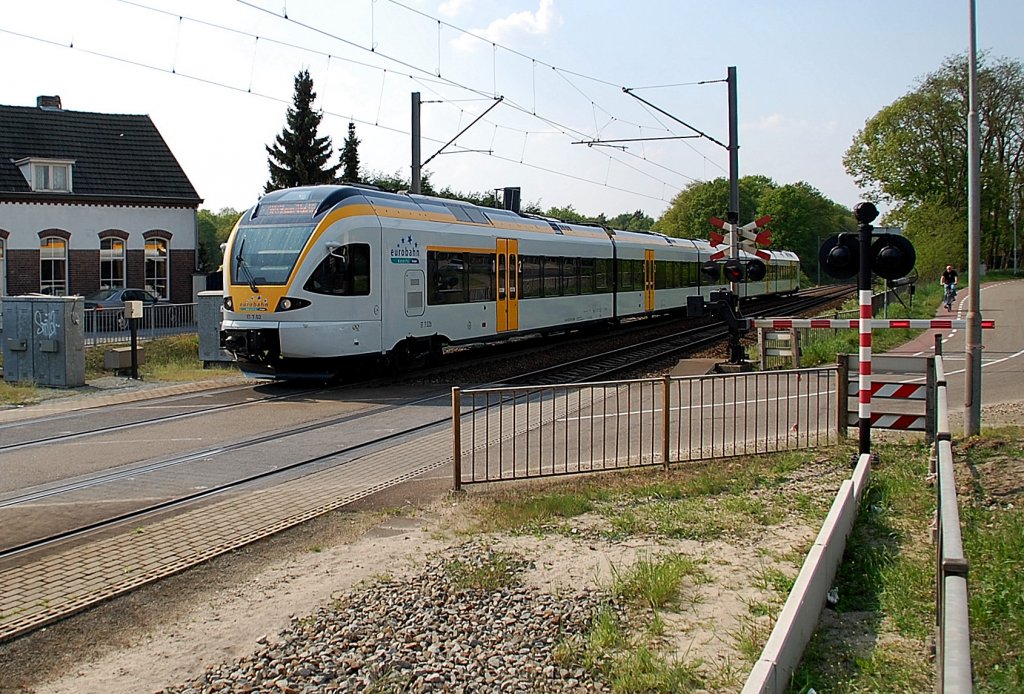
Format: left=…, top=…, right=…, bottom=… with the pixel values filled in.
left=819, top=202, right=917, bottom=455
left=693, top=215, right=774, bottom=368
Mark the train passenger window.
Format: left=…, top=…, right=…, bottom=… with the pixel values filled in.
left=595, top=258, right=612, bottom=293
left=520, top=255, right=542, bottom=298
left=303, top=243, right=370, bottom=296
left=579, top=258, right=595, bottom=294
left=621, top=260, right=642, bottom=291
left=541, top=257, right=558, bottom=297
left=686, top=262, right=699, bottom=287
left=655, top=261, right=670, bottom=290
left=467, top=253, right=494, bottom=302
left=618, top=260, right=631, bottom=292
left=560, top=257, right=579, bottom=296
left=428, top=251, right=466, bottom=305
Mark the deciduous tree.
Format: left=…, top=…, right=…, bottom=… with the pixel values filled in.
left=845, top=54, right=1024, bottom=270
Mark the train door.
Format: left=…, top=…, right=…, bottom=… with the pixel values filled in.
left=496, top=238, right=519, bottom=332
left=644, top=249, right=655, bottom=312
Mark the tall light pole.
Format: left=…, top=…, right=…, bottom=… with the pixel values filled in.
left=1013, top=204, right=1018, bottom=276
left=411, top=92, right=421, bottom=194
left=965, top=0, right=983, bottom=436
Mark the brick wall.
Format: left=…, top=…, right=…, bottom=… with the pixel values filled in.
left=3, top=248, right=197, bottom=301
left=169, top=249, right=195, bottom=303
left=69, top=250, right=100, bottom=295
left=5, top=249, right=39, bottom=295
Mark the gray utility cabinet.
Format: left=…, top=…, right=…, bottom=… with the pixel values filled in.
left=2, top=296, right=86, bottom=387
left=197, top=291, right=234, bottom=365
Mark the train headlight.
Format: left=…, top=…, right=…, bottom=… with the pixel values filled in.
left=275, top=297, right=311, bottom=312
left=224, top=296, right=234, bottom=311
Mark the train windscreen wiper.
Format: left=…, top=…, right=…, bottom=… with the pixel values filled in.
left=235, top=239, right=259, bottom=293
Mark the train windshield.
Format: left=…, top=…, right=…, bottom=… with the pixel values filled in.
left=230, top=224, right=314, bottom=286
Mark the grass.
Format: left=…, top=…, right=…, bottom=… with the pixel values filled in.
left=444, top=547, right=523, bottom=591
left=610, top=553, right=705, bottom=610
left=468, top=450, right=841, bottom=545
left=791, top=429, right=1024, bottom=692
left=554, top=605, right=705, bottom=693
left=460, top=447, right=850, bottom=692
left=464, top=429, right=1024, bottom=691
left=958, top=431, right=1024, bottom=692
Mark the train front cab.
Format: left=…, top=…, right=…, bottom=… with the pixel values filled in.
left=220, top=188, right=385, bottom=377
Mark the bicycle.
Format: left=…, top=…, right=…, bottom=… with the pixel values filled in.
left=943, top=284, right=957, bottom=311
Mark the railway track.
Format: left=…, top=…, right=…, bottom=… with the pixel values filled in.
left=0, top=286, right=852, bottom=642
left=2, top=285, right=850, bottom=552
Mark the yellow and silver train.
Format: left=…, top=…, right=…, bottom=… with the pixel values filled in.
left=219, top=185, right=800, bottom=378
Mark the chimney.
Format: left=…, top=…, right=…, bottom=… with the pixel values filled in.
left=37, top=95, right=62, bottom=111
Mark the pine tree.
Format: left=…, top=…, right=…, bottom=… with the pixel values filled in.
left=264, top=69, right=340, bottom=194
left=340, top=122, right=361, bottom=183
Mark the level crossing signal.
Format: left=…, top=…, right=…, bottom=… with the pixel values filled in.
left=819, top=230, right=916, bottom=281
left=818, top=234, right=859, bottom=280
left=871, top=233, right=916, bottom=280
left=702, top=257, right=768, bottom=283
left=706, top=214, right=771, bottom=283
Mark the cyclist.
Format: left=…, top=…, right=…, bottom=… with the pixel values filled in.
left=941, top=265, right=959, bottom=310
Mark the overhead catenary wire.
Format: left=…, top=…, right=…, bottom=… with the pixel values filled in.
left=6, top=0, right=726, bottom=206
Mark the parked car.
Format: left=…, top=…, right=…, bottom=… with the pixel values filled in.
left=84, top=287, right=164, bottom=309
left=84, top=288, right=167, bottom=331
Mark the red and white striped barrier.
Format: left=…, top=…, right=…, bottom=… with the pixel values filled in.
left=752, top=318, right=995, bottom=330
left=868, top=382, right=927, bottom=400
left=846, top=412, right=927, bottom=431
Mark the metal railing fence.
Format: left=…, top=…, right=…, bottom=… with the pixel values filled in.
left=83, top=303, right=197, bottom=347
left=932, top=355, right=973, bottom=692
left=452, top=367, right=839, bottom=489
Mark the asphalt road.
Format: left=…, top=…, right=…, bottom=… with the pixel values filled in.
left=886, top=278, right=1024, bottom=414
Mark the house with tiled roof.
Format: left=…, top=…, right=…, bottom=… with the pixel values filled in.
left=0, top=96, right=202, bottom=304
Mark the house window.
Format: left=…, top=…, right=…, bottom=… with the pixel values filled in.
left=100, top=238, right=126, bottom=290
left=145, top=238, right=168, bottom=300
left=34, top=163, right=69, bottom=191
left=40, top=236, right=68, bottom=295
left=15, top=157, right=74, bottom=192
left=0, top=238, right=6, bottom=299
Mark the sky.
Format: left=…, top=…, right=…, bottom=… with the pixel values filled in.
left=3, top=0, right=1023, bottom=222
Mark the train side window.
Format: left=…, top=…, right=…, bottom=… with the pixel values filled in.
left=687, top=262, right=700, bottom=287
left=595, top=258, right=612, bottom=293
left=618, top=259, right=632, bottom=292
left=579, top=258, right=595, bottom=294
left=304, top=243, right=370, bottom=296
left=560, top=257, right=579, bottom=296
left=428, top=251, right=467, bottom=305
left=655, top=260, right=669, bottom=290
left=542, top=257, right=558, bottom=297
left=520, top=255, right=542, bottom=298
left=467, top=253, right=494, bottom=302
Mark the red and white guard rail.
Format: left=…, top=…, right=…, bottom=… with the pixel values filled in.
left=752, top=318, right=995, bottom=330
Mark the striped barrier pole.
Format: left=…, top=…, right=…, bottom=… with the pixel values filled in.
left=750, top=318, right=995, bottom=329
left=859, top=286, right=872, bottom=454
